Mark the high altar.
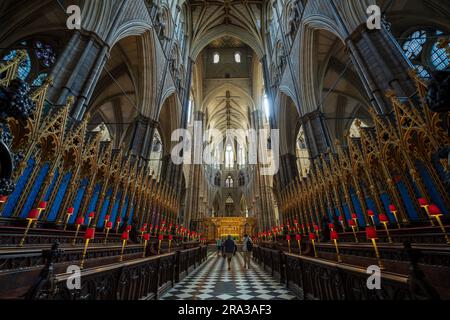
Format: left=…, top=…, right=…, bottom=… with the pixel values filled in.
left=203, top=217, right=256, bottom=240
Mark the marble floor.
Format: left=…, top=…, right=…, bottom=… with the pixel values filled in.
left=160, top=250, right=297, bottom=300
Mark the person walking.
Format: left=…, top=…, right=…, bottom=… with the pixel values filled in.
left=223, top=235, right=237, bottom=270
left=242, top=234, right=253, bottom=269
left=216, top=238, right=223, bottom=257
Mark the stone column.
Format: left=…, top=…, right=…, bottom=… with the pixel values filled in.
left=250, top=109, right=276, bottom=230
left=345, top=26, right=416, bottom=114
left=300, top=110, right=333, bottom=159
left=173, top=58, right=195, bottom=226
left=183, top=111, right=205, bottom=228
left=47, top=31, right=109, bottom=120
left=279, top=153, right=298, bottom=190
left=330, top=0, right=416, bottom=114
left=127, top=115, right=159, bottom=168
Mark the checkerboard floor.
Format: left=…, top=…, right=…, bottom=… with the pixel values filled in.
left=160, top=251, right=297, bottom=300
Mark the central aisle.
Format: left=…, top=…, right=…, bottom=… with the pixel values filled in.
left=160, top=250, right=297, bottom=300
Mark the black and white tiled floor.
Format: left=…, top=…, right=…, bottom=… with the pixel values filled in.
left=160, top=251, right=297, bottom=300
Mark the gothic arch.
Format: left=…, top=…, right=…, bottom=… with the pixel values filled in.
left=158, top=93, right=182, bottom=156
left=298, top=17, right=345, bottom=116
left=88, top=31, right=159, bottom=148
left=279, top=85, right=299, bottom=112
left=0, top=0, right=64, bottom=48
left=277, top=93, right=300, bottom=156
left=109, top=21, right=153, bottom=47
left=190, top=25, right=264, bottom=61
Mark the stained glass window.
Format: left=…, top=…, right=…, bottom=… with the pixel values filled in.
left=31, top=73, right=48, bottom=86
left=431, top=42, right=449, bottom=70
left=34, top=41, right=56, bottom=68
left=2, top=50, right=32, bottom=80
left=263, top=93, right=270, bottom=122
left=401, top=29, right=450, bottom=78
left=213, top=52, right=220, bottom=64
left=402, top=30, right=427, bottom=60
left=1, top=40, right=57, bottom=84
left=234, top=52, right=241, bottom=63
left=414, top=65, right=431, bottom=79
left=225, top=143, right=234, bottom=168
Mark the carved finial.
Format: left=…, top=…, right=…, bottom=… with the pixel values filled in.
left=66, top=96, right=75, bottom=109
left=83, top=112, right=91, bottom=123
left=385, top=89, right=397, bottom=100
left=45, top=76, right=54, bottom=86
left=408, top=69, right=419, bottom=81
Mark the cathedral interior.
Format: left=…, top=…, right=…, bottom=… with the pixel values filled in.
left=0, top=0, right=449, bottom=303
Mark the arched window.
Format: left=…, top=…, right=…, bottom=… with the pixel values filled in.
left=263, top=93, right=270, bottom=122
left=234, top=51, right=241, bottom=63
left=296, top=126, right=310, bottom=178
left=187, top=97, right=194, bottom=124
left=225, top=143, right=234, bottom=168
left=2, top=50, right=31, bottom=80
left=149, top=130, right=163, bottom=180
left=32, top=73, right=48, bottom=86
left=401, top=29, right=449, bottom=79
left=414, top=65, right=431, bottom=79
left=213, top=52, right=220, bottom=64
left=431, top=40, right=449, bottom=70
left=226, top=175, right=234, bottom=188
left=237, top=144, right=246, bottom=165
left=34, top=40, right=56, bottom=68
left=402, top=30, right=427, bottom=60
left=1, top=39, right=57, bottom=84
left=214, top=144, right=221, bottom=168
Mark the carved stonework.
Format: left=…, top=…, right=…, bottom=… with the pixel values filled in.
left=204, top=216, right=256, bottom=240
left=0, top=79, right=36, bottom=196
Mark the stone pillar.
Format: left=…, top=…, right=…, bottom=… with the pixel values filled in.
left=184, top=111, right=205, bottom=228
left=300, top=110, right=333, bottom=159
left=345, top=26, right=416, bottom=114
left=126, top=116, right=159, bottom=168
left=174, top=58, right=195, bottom=226
left=279, top=153, right=298, bottom=190
left=47, top=31, right=109, bottom=120
left=250, top=109, right=276, bottom=230
left=329, top=1, right=416, bottom=114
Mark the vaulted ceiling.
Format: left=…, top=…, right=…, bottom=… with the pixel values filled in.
left=205, top=87, right=252, bottom=143
left=189, top=0, right=265, bottom=59
left=198, top=34, right=257, bottom=148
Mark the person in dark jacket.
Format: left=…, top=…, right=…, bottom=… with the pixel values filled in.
left=222, top=235, right=237, bottom=270
left=216, top=238, right=223, bottom=257
left=242, top=234, right=253, bottom=269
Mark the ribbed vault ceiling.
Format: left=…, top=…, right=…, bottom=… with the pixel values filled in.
left=189, top=0, right=264, bottom=58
